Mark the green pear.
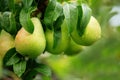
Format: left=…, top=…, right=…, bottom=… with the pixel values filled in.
left=64, top=38, right=84, bottom=56
left=15, top=17, right=46, bottom=58
left=0, top=30, right=15, bottom=58
left=71, top=16, right=101, bottom=46
left=0, top=30, right=14, bottom=77
left=45, top=19, right=70, bottom=54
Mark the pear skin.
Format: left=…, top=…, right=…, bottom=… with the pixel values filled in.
left=15, top=17, right=46, bottom=58
left=45, top=20, right=70, bottom=54
left=0, top=30, right=14, bottom=77
left=0, top=30, right=14, bottom=58
left=71, top=16, right=101, bottom=46
left=64, top=38, right=84, bottom=56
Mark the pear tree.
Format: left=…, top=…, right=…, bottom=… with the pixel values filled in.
left=0, top=0, right=101, bottom=79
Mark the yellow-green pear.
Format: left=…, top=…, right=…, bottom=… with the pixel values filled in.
left=15, top=17, right=46, bottom=58
left=45, top=19, right=70, bottom=54
left=0, top=30, right=14, bottom=77
left=71, top=16, right=101, bottom=46
left=64, top=38, right=84, bottom=56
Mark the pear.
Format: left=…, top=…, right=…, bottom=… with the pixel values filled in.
left=0, top=30, right=15, bottom=58
left=64, top=38, right=84, bottom=56
left=15, top=17, right=46, bottom=58
left=45, top=19, right=70, bottom=54
left=0, top=30, right=14, bottom=77
left=71, top=16, right=101, bottom=46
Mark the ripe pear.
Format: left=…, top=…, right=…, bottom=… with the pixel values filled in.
left=71, top=16, right=101, bottom=46
left=15, top=17, right=46, bottom=58
left=45, top=19, right=70, bottom=54
left=0, top=30, right=14, bottom=77
left=0, top=30, right=15, bottom=58
left=64, top=38, right=84, bottom=56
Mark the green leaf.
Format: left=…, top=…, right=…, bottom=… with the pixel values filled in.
left=43, top=0, right=63, bottom=30
left=0, top=12, right=17, bottom=34
left=3, top=48, right=16, bottom=65
left=22, top=0, right=33, bottom=10
left=8, top=0, right=15, bottom=13
left=6, top=53, right=20, bottom=66
left=13, top=60, right=26, bottom=77
left=34, top=64, right=52, bottom=77
left=23, top=63, right=51, bottom=80
left=77, top=3, right=92, bottom=36
left=63, top=2, right=78, bottom=33
left=0, top=27, right=2, bottom=33
left=0, top=13, right=2, bottom=30
left=0, top=12, right=10, bottom=32
left=53, top=13, right=64, bottom=48
left=0, top=27, right=1, bottom=33
left=53, top=12, right=65, bottom=30
left=22, top=69, right=38, bottom=80
left=53, top=30, right=61, bottom=49
left=20, top=7, right=36, bottom=33
left=0, top=0, right=9, bottom=11
left=21, top=59, right=37, bottom=80
left=9, top=13, right=17, bottom=34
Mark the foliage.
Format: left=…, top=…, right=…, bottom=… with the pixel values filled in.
left=0, top=0, right=120, bottom=80
left=45, top=0, right=120, bottom=80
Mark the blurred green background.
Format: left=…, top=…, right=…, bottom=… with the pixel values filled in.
left=40, top=0, right=120, bottom=80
